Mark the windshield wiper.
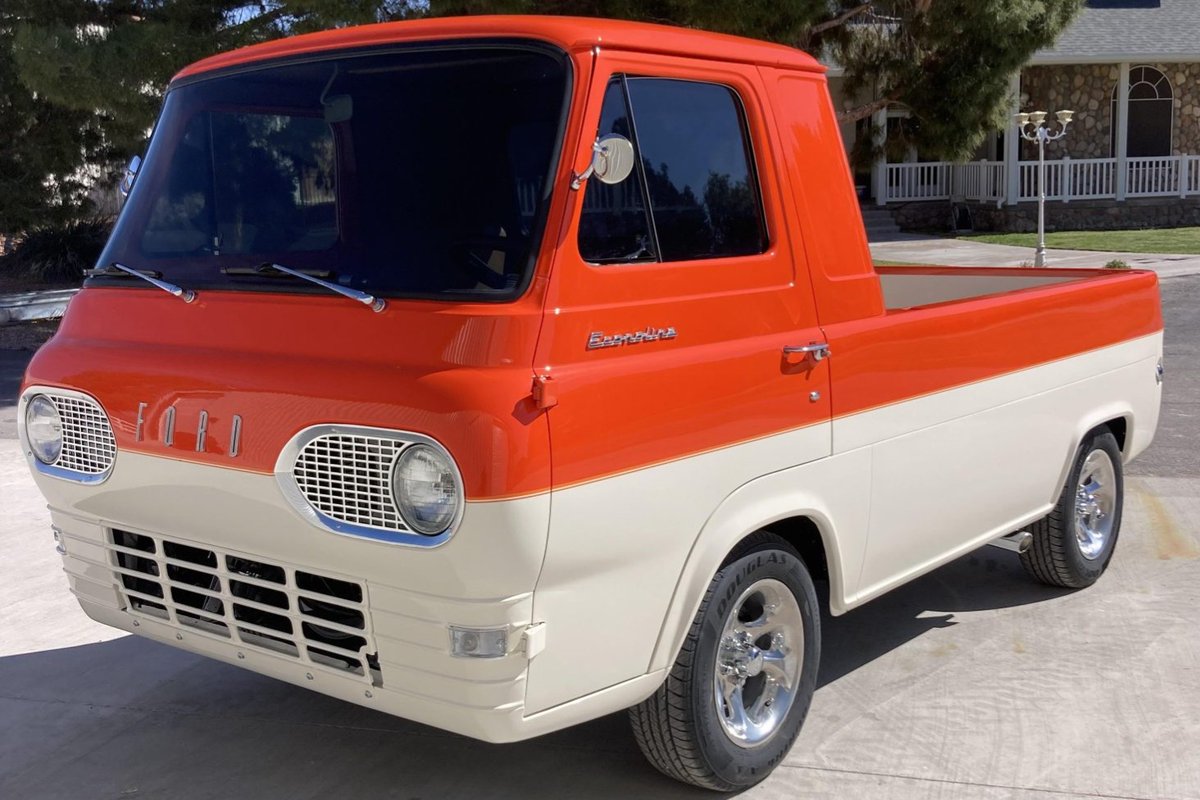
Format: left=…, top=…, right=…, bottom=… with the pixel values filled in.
left=89, top=263, right=196, bottom=304
left=232, top=263, right=385, bottom=313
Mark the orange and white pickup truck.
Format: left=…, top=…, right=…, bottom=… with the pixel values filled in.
left=20, top=16, right=1163, bottom=791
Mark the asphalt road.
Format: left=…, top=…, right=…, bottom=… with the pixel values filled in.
left=1131, top=275, right=1200, bottom=479
left=1, top=277, right=1197, bottom=800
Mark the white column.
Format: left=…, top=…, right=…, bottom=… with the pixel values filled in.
left=1005, top=69, right=1022, bottom=206
left=872, top=106, right=888, bottom=206
left=1116, top=62, right=1130, bottom=202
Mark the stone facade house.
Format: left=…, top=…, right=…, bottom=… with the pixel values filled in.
left=830, top=0, right=1200, bottom=231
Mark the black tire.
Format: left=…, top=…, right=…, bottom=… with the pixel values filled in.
left=1020, top=430, right=1124, bottom=588
left=629, top=533, right=821, bottom=791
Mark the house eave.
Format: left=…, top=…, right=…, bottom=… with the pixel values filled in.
left=829, top=53, right=1200, bottom=75
left=1029, top=52, right=1200, bottom=66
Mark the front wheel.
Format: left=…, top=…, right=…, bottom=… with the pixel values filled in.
left=629, top=535, right=820, bottom=791
left=1020, top=429, right=1124, bottom=588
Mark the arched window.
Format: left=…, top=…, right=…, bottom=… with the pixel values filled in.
left=1111, top=66, right=1173, bottom=157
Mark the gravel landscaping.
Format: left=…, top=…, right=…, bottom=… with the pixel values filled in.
left=0, top=319, right=59, bottom=351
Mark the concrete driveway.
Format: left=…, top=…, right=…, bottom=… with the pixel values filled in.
left=2, top=279, right=1198, bottom=800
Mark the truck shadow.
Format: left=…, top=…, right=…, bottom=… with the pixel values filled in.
left=814, top=544, right=1071, bottom=687
left=0, top=547, right=1068, bottom=800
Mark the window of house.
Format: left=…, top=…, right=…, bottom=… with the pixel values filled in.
left=1111, top=66, right=1173, bottom=157
left=578, top=76, right=767, bottom=264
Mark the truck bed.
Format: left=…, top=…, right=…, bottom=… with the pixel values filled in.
left=876, top=265, right=1131, bottom=310
left=828, top=265, right=1162, bottom=430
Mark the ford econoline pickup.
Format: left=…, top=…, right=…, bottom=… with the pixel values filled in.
left=19, top=16, right=1163, bottom=790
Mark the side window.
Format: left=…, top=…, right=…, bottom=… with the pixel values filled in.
left=578, top=80, right=656, bottom=263
left=577, top=76, right=767, bottom=265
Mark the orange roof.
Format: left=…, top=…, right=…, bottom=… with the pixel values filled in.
left=173, top=15, right=822, bottom=82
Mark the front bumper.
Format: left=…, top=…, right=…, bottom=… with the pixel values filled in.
left=36, top=448, right=579, bottom=742
left=53, top=508, right=549, bottom=741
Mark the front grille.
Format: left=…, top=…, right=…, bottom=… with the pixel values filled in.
left=108, top=529, right=380, bottom=684
left=47, top=393, right=117, bottom=475
left=293, top=432, right=409, bottom=532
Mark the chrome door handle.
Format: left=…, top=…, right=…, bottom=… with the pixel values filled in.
left=783, top=343, right=830, bottom=362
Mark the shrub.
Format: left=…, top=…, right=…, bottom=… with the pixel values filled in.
left=0, top=218, right=114, bottom=285
left=1104, top=259, right=1131, bottom=270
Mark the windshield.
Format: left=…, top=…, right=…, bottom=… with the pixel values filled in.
left=96, top=43, right=570, bottom=301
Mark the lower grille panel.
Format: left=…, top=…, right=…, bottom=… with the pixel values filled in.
left=109, top=529, right=381, bottom=685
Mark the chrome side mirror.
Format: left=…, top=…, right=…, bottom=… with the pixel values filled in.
left=119, top=155, right=142, bottom=199
left=571, top=133, right=635, bottom=190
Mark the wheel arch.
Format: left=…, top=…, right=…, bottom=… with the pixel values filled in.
left=646, top=483, right=848, bottom=676
left=1051, top=406, right=1134, bottom=504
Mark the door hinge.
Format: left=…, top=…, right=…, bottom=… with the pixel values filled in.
left=532, top=375, right=557, bottom=410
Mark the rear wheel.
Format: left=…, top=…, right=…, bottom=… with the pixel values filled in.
left=629, top=535, right=820, bottom=791
left=1020, top=430, right=1124, bottom=588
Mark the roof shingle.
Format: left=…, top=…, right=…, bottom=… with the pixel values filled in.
left=1033, top=0, right=1200, bottom=63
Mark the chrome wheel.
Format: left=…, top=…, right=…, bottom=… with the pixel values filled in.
left=1075, top=448, right=1117, bottom=560
left=713, top=578, right=803, bottom=748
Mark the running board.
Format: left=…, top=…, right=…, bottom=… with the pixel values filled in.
left=988, top=531, right=1033, bottom=554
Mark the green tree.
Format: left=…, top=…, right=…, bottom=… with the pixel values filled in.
left=832, top=0, right=1084, bottom=160
left=1, top=1, right=420, bottom=232
left=427, top=0, right=832, bottom=46
left=0, top=11, right=107, bottom=232
left=428, top=0, right=1085, bottom=161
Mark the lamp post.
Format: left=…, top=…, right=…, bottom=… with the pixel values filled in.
left=1015, top=110, right=1074, bottom=267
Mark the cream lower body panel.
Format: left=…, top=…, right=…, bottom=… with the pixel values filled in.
left=528, top=423, right=837, bottom=714
left=849, top=332, right=1162, bottom=601
left=38, top=450, right=594, bottom=744
left=531, top=333, right=1163, bottom=711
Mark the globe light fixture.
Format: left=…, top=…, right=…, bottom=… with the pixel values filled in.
left=1015, top=109, right=1074, bottom=267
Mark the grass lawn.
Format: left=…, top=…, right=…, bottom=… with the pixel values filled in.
left=960, top=227, right=1200, bottom=254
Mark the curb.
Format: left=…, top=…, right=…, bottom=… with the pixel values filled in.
left=0, top=289, right=78, bottom=326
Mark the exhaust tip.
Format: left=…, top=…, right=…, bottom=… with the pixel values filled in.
left=988, top=530, right=1033, bottom=555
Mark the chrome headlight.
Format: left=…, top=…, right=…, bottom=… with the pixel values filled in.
left=25, top=394, right=63, bottom=465
left=392, top=444, right=460, bottom=536
left=279, top=426, right=464, bottom=546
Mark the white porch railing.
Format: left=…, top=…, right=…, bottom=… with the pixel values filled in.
left=1018, top=157, right=1117, bottom=201
left=885, top=162, right=953, bottom=201
left=1127, top=156, right=1184, bottom=197
left=955, top=160, right=1007, bottom=203
left=1064, top=158, right=1117, bottom=200
left=884, top=161, right=1005, bottom=204
left=883, top=154, right=1199, bottom=204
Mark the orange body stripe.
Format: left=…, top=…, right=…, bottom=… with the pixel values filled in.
left=23, top=21, right=1162, bottom=501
